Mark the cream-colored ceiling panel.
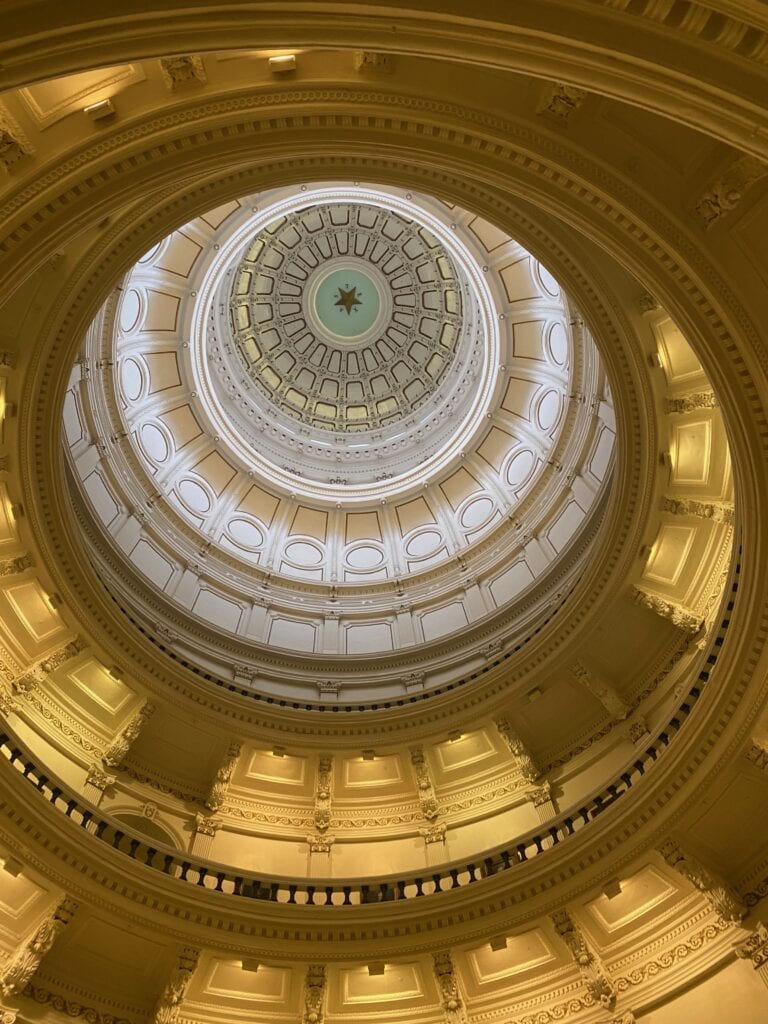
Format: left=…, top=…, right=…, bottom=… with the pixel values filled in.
left=192, top=589, right=244, bottom=632
left=143, top=291, right=181, bottom=333
left=0, top=487, right=17, bottom=545
left=463, top=928, right=559, bottom=987
left=501, top=377, right=540, bottom=423
left=644, top=524, right=697, bottom=587
left=18, top=64, right=145, bottom=127
left=499, top=257, right=540, bottom=303
left=345, top=621, right=394, bottom=653
left=513, top=319, right=547, bottom=361
left=468, top=214, right=512, bottom=252
left=671, top=419, right=712, bottom=485
left=421, top=601, right=468, bottom=642
left=582, top=864, right=678, bottom=941
left=3, top=580, right=64, bottom=644
left=341, top=754, right=404, bottom=791
left=267, top=616, right=317, bottom=653
left=395, top=496, right=437, bottom=534
left=159, top=404, right=203, bottom=449
left=81, top=468, right=121, bottom=527
left=654, top=317, right=703, bottom=384
left=546, top=498, right=587, bottom=554
left=239, top=749, right=309, bottom=789
left=61, top=658, right=136, bottom=720
left=433, top=730, right=497, bottom=775
left=192, top=450, right=238, bottom=495
left=489, top=559, right=535, bottom=607
left=439, top=467, right=483, bottom=509
left=190, top=956, right=300, bottom=1012
left=331, top=961, right=434, bottom=1011
left=145, top=350, right=182, bottom=390
left=199, top=199, right=243, bottom=230
left=155, top=231, right=204, bottom=279
left=0, top=874, right=54, bottom=952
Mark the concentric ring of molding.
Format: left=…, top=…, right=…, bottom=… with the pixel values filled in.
left=13, top=90, right=761, bottom=738
left=63, top=183, right=615, bottom=697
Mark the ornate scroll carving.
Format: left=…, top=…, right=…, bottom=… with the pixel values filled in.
left=494, top=718, right=541, bottom=782
left=0, top=897, right=77, bottom=996
left=666, top=390, right=716, bottom=413
left=432, top=951, right=466, bottom=1023
left=0, top=554, right=32, bottom=575
left=538, top=83, right=588, bottom=120
left=632, top=588, right=703, bottom=634
left=303, top=964, right=326, bottom=1024
left=410, top=746, right=440, bottom=821
left=205, top=741, right=241, bottom=812
left=571, top=661, right=629, bottom=720
left=552, top=909, right=617, bottom=1009
left=154, top=947, right=199, bottom=1024
left=661, top=497, right=734, bottom=524
left=695, top=154, right=767, bottom=227
left=159, top=55, right=206, bottom=90
left=102, top=700, right=156, bottom=768
left=659, top=839, right=747, bottom=923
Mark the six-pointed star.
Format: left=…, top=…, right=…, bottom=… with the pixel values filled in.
left=335, top=285, right=362, bottom=315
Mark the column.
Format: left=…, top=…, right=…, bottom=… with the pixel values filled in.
left=0, top=896, right=77, bottom=996
left=154, top=946, right=200, bottom=1024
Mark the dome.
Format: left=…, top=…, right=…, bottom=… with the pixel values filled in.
left=0, top=9, right=764, bottom=1024
left=65, top=183, right=613, bottom=700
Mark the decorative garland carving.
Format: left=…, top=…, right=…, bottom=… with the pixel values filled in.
left=432, top=951, right=466, bottom=1023
left=303, top=964, right=326, bottom=1024
left=631, top=588, right=702, bottom=634
left=24, top=983, right=134, bottom=1024
left=552, top=909, right=616, bottom=1009
left=410, top=747, right=440, bottom=822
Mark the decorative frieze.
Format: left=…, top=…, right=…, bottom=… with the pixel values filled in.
left=154, top=946, right=199, bottom=1024
left=410, top=746, right=440, bottom=821
left=538, top=82, right=588, bottom=120
left=695, top=154, right=767, bottom=227
left=0, top=896, right=77, bottom=996
left=571, top=661, right=630, bottom=721
left=661, top=497, right=734, bottom=524
left=313, top=755, right=333, bottom=833
left=159, top=55, right=207, bottom=91
left=665, top=390, right=716, bottom=413
left=317, top=680, right=340, bottom=697
left=303, top=964, right=326, bottom=1024
left=632, top=588, right=702, bottom=634
left=205, top=741, right=241, bottom=812
left=552, top=909, right=617, bottom=1010
left=659, top=839, right=747, bottom=923
left=432, top=951, right=466, bottom=1023
left=494, top=718, right=541, bottom=783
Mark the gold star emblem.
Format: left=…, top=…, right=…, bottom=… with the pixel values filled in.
left=335, top=284, right=362, bottom=316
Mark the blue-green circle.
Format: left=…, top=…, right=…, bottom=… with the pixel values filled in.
left=313, top=268, right=380, bottom=339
